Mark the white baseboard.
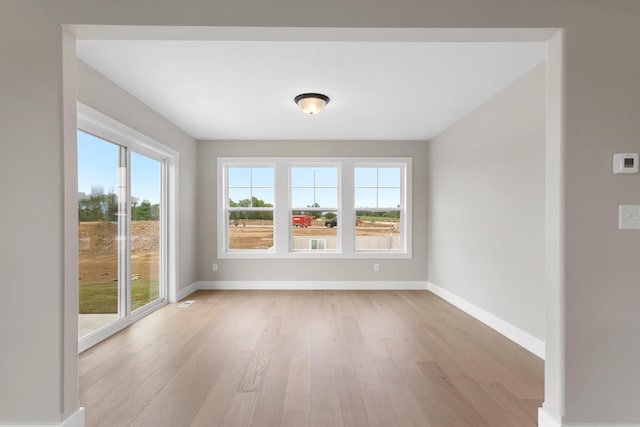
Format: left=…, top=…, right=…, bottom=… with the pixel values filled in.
left=175, top=282, right=198, bottom=301
left=538, top=407, right=640, bottom=427
left=2, top=407, right=85, bottom=427
left=538, top=408, right=561, bottom=427
left=193, top=280, right=428, bottom=291
left=63, top=408, right=85, bottom=427
left=426, top=281, right=545, bottom=359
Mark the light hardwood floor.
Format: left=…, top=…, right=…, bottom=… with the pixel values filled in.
left=80, top=290, right=543, bottom=427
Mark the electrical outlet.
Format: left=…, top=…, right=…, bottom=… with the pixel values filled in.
left=374, top=263, right=380, bottom=272
left=619, top=206, right=640, bottom=229
left=212, top=263, right=218, bottom=272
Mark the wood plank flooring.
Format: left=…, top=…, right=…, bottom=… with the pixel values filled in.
left=79, top=290, right=543, bottom=427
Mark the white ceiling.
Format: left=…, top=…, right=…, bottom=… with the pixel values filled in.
left=77, top=40, right=546, bottom=141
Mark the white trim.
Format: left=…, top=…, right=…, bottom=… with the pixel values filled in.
left=63, top=408, right=85, bottom=427
left=427, top=282, right=545, bottom=359
left=560, top=425, right=640, bottom=427
left=78, top=103, right=178, bottom=160
left=195, top=280, right=428, bottom=290
left=62, top=29, right=81, bottom=420
left=538, top=408, right=561, bottom=427
left=2, top=407, right=86, bottom=427
left=175, top=282, right=198, bottom=302
left=538, top=407, right=640, bottom=427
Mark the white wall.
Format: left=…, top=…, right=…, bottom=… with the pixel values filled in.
left=428, top=64, right=546, bottom=341
left=77, top=60, right=198, bottom=291
left=2, top=1, right=640, bottom=425
left=197, top=140, right=428, bottom=282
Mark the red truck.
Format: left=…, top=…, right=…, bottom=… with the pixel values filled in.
left=292, top=215, right=312, bottom=228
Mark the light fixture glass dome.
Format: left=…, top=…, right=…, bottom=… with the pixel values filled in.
left=294, top=93, right=330, bottom=115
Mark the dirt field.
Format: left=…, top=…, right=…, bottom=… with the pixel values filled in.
left=79, top=218, right=400, bottom=275
left=228, top=218, right=399, bottom=250
left=79, top=221, right=159, bottom=284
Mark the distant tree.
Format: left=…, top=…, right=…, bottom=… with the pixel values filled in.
left=149, top=204, right=160, bottom=221
left=132, top=200, right=150, bottom=220
left=228, top=197, right=273, bottom=221
left=78, top=192, right=118, bottom=222
left=131, top=200, right=159, bottom=220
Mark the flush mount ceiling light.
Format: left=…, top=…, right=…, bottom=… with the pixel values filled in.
left=294, top=93, right=330, bottom=115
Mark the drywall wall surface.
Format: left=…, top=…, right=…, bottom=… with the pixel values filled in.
left=3, top=0, right=640, bottom=424
left=0, top=4, right=65, bottom=423
left=197, top=140, right=428, bottom=282
left=428, top=64, right=546, bottom=340
left=560, top=2, right=640, bottom=422
left=77, top=60, right=198, bottom=290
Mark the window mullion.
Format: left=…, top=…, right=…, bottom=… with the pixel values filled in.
left=274, top=159, right=289, bottom=255
left=342, top=159, right=355, bottom=255
left=118, top=146, right=131, bottom=319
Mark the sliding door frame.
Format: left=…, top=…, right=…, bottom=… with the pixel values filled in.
left=77, top=103, right=178, bottom=352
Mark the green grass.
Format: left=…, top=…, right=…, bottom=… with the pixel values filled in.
left=79, top=280, right=160, bottom=314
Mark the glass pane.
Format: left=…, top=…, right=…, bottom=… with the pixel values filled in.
left=252, top=187, right=275, bottom=207
left=355, top=210, right=401, bottom=251
left=130, top=152, right=161, bottom=312
left=315, top=167, right=338, bottom=187
left=355, top=188, right=377, bottom=208
left=228, top=167, right=251, bottom=187
left=315, top=188, right=338, bottom=208
left=291, top=210, right=337, bottom=250
left=251, top=167, right=275, bottom=187
left=355, top=167, right=377, bottom=187
left=77, top=130, right=121, bottom=338
left=227, top=211, right=274, bottom=250
left=291, top=188, right=314, bottom=208
left=378, top=167, right=401, bottom=187
left=291, top=167, right=314, bottom=187
left=228, top=188, right=251, bottom=207
left=378, top=188, right=401, bottom=208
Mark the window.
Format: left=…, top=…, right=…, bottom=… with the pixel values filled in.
left=225, top=166, right=275, bottom=251
left=290, top=166, right=339, bottom=251
left=355, top=166, right=403, bottom=251
left=218, top=157, right=411, bottom=258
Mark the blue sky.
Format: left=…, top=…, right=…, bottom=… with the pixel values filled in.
left=228, top=167, right=275, bottom=205
left=291, top=167, right=337, bottom=208
left=355, top=167, right=401, bottom=208
left=227, top=166, right=401, bottom=209
left=78, top=130, right=161, bottom=204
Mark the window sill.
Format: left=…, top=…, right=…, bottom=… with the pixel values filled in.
left=218, top=251, right=411, bottom=260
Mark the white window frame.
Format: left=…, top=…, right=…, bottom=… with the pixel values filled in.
left=217, top=157, right=412, bottom=259
left=222, top=162, right=277, bottom=256
left=289, top=162, right=341, bottom=254
left=354, top=162, right=408, bottom=254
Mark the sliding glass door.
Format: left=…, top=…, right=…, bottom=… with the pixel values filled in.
left=77, top=131, right=122, bottom=337
left=130, top=152, right=162, bottom=312
left=78, top=130, right=166, bottom=343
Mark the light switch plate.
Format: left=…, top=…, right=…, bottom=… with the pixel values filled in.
left=619, top=205, right=640, bottom=229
